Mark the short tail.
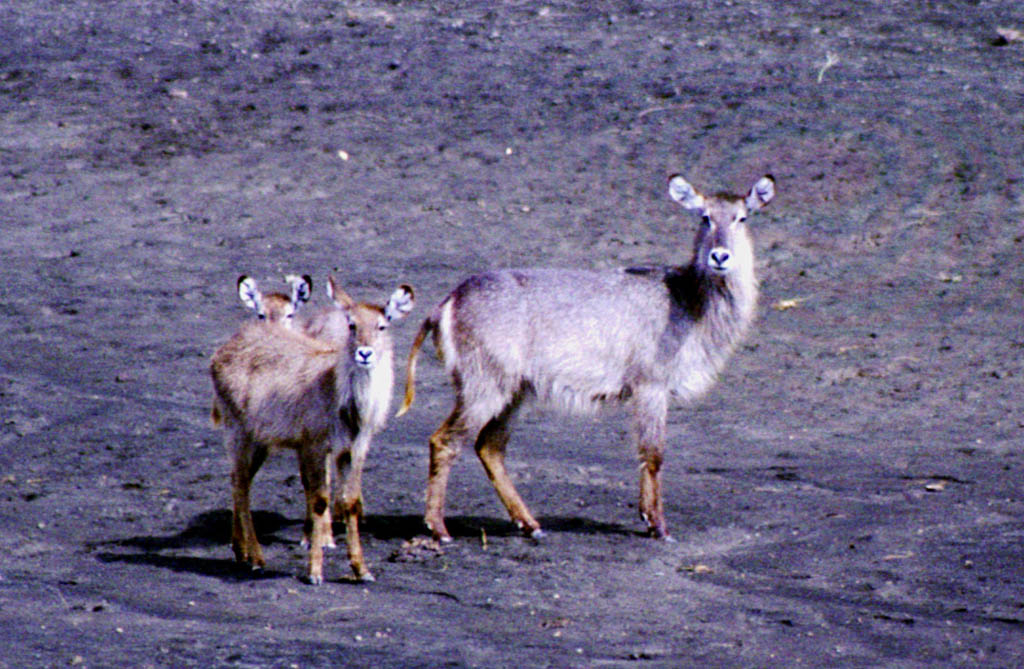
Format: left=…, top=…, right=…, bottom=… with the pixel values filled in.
left=210, top=401, right=223, bottom=426
left=395, top=312, right=438, bottom=417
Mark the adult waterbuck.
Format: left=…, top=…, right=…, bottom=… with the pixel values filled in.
left=398, top=173, right=775, bottom=542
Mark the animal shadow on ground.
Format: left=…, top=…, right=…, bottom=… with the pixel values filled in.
left=91, top=510, right=441, bottom=581
left=364, top=513, right=641, bottom=542
left=91, top=509, right=643, bottom=581
left=90, top=509, right=295, bottom=581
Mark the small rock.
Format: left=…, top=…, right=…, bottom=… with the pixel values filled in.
left=388, top=537, right=442, bottom=563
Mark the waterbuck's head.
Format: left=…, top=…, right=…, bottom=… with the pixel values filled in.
left=668, top=174, right=775, bottom=278
left=237, top=274, right=313, bottom=328
left=326, top=276, right=415, bottom=370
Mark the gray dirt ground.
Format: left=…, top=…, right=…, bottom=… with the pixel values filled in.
left=2, top=1, right=1024, bottom=666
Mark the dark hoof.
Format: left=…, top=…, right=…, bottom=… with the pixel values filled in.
left=425, top=519, right=452, bottom=544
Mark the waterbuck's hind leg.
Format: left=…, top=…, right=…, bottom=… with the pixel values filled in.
left=230, top=435, right=269, bottom=569
left=473, top=410, right=542, bottom=538
left=424, top=407, right=474, bottom=542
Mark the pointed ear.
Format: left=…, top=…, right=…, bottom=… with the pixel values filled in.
left=237, top=276, right=261, bottom=312
left=745, top=175, right=775, bottom=211
left=385, top=285, right=415, bottom=321
left=668, top=174, right=706, bottom=211
left=327, top=275, right=357, bottom=311
left=285, top=274, right=313, bottom=305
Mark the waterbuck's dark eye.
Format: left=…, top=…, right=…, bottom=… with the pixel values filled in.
left=348, top=322, right=357, bottom=332
left=700, top=215, right=711, bottom=228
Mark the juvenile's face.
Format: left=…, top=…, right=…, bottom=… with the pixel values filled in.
left=345, top=305, right=392, bottom=369
left=328, top=279, right=414, bottom=370
left=258, top=293, right=298, bottom=326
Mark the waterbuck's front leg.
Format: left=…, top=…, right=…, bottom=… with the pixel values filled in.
left=633, top=389, right=671, bottom=539
left=298, top=444, right=332, bottom=585
left=335, top=433, right=375, bottom=582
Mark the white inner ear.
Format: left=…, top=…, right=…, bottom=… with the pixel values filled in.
left=668, top=175, right=705, bottom=211
left=238, top=278, right=261, bottom=311
left=286, top=274, right=311, bottom=304
left=385, top=287, right=414, bottom=321
left=746, top=176, right=775, bottom=211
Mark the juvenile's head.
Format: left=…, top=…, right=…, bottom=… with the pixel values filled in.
left=326, top=275, right=415, bottom=369
left=668, top=174, right=775, bottom=277
left=237, top=274, right=313, bottom=328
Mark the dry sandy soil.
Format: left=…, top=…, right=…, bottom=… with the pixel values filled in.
left=2, top=1, right=1024, bottom=666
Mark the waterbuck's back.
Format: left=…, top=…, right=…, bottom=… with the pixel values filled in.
left=298, top=306, right=351, bottom=342
left=440, top=268, right=679, bottom=412
left=211, top=322, right=342, bottom=446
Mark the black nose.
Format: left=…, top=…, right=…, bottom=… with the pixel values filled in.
left=710, top=250, right=730, bottom=266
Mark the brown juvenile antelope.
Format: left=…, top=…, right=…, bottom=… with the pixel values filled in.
left=210, top=276, right=414, bottom=583
left=236, top=274, right=313, bottom=327
left=398, top=173, right=774, bottom=542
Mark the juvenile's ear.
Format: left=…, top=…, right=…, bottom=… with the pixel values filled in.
left=286, top=274, right=313, bottom=305
left=385, top=284, right=415, bottom=322
left=745, top=175, right=775, bottom=212
left=237, top=276, right=262, bottom=313
left=326, top=275, right=358, bottom=311
left=668, top=174, right=706, bottom=211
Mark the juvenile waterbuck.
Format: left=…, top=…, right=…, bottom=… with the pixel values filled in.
left=236, top=273, right=313, bottom=328
left=211, top=276, right=414, bottom=583
left=398, top=173, right=774, bottom=542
